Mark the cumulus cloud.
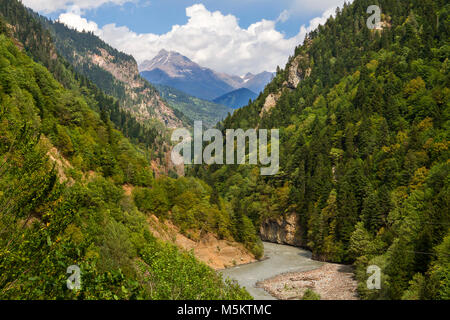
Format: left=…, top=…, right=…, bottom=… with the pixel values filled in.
left=58, top=3, right=346, bottom=75
left=22, top=0, right=134, bottom=14
left=58, top=11, right=99, bottom=32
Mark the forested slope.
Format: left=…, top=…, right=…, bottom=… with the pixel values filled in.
left=0, top=1, right=251, bottom=299
left=194, top=0, right=449, bottom=300
left=154, top=84, right=233, bottom=127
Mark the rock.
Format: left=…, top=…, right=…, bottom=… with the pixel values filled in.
left=258, top=53, right=311, bottom=118
left=260, top=213, right=302, bottom=246
left=286, top=54, right=311, bottom=90
left=259, top=92, right=281, bottom=118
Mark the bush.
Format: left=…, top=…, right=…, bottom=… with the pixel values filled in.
left=302, top=289, right=321, bottom=300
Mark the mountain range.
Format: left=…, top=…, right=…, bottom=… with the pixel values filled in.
left=139, top=50, right=274, bottom=101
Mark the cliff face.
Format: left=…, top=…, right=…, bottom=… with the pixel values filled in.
left=259, top=51, right=311, bottom=118
left=260, top=213, right=303, bottom=247
left=83, top=47, right=183, bottom=128
left=285, top=53, right=311, bottom=89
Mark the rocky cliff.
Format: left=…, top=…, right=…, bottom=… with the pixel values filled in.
left=259, top=213, right=303, bottom=247
left=285, top=53, right=311, bottom=89
left=258, top=50, right=311, bottom=118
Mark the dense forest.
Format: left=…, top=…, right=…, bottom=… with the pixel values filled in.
left=192, top=0, right=449, bottom=300
left=0, top=0, right=251, bottom=299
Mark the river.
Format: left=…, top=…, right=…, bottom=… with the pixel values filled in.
left=220, top=242, right=324, bottom=300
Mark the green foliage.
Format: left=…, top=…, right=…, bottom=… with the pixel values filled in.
left=196, top=0, right=450, bottom=300
left=1, top=0, right=448, bottom=301
left=139, top=241, right=251, bottom=300
left=302, top=289, right=321, bottom=300
left=0, top=10, right=249, bottom=300
left=0, top=0, right=174, bottom=153
left=155, top=84, right=233, bottom=127
left=133, top=176, right=240, bottom=243
left=133, top=184, right=170, bottom=219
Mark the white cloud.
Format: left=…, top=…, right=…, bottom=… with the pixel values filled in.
left=21, top=0, right=134, bottom=14
left=57, top=3, right=347, bottom=75
left=58, top=12, right=99, bottom=32
left=277, top=10, right=290, bottom=23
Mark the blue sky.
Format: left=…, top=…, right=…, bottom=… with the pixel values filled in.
left=43, top=0, right=330, bottom=38
left=23, top=0, right=350, bottom=75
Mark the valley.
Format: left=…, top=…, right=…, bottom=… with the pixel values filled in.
left=0, top=0, right=448, bottom=302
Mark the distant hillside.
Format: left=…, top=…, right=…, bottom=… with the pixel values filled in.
left=240, top=72, right=275, bottom=94
left=213, top=88, right=258, bottom=109
left=155, top=84, right=233, bottom=127
left=213, top=71, right=275, bottom=94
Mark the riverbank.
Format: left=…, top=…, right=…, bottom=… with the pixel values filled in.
left=220, top=242, right=359, bottom=300
left=256, top=263, right=359, bottom=300
left=220, top=242, right=324, bottom=300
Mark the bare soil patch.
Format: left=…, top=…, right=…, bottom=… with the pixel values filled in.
left=147, top=214, right=256, bottom=270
